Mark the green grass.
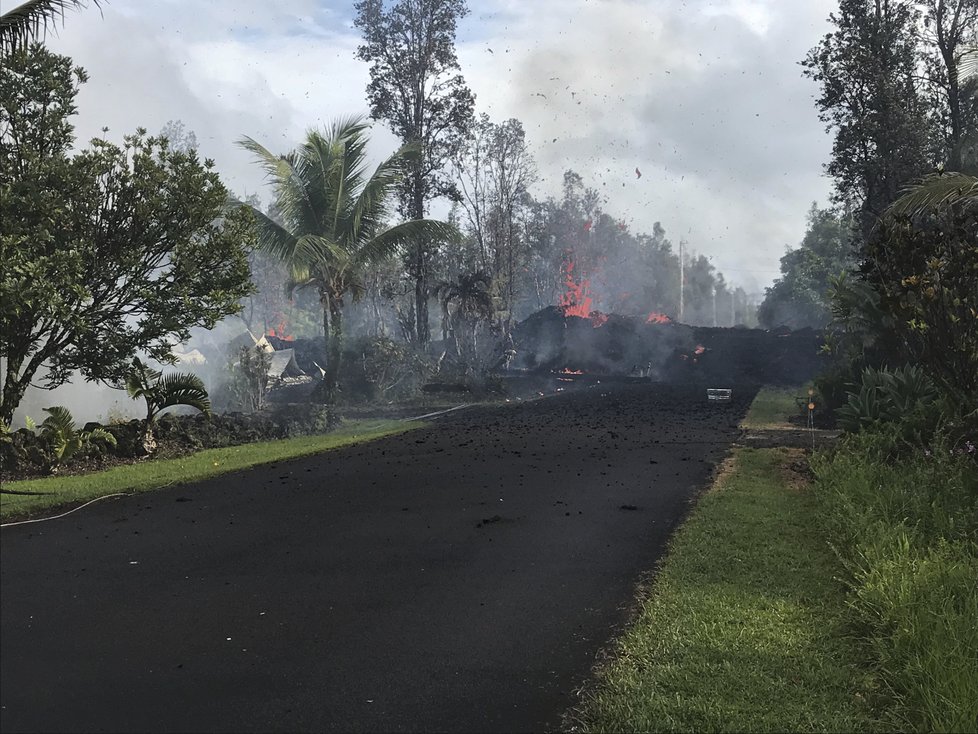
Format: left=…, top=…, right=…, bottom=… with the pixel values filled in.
left=741, top=385, right=809, bottom=429
left=571, top=447, right=876, bottom=733
left=812, top=433, right=978, bottom=732
left=1, top=419, right=421, bottom=521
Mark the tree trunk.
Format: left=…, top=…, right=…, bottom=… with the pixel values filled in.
left=410, top=169, right=430, bottom=348
left=0, top=346, right=52, bottom=427
left=415, top=262, right=430, bottom=347
left=321, top=297, right=344, bottom=404
left=0, top=358, right=27, bottom=428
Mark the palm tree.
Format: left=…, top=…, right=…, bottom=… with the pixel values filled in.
left=0, top=0, right=100, bottom=54
left=238, top=117, right=459, bottom=402
left=433, top=271, right=495, bottom=369
left=125, top=357, right=211, bottom=454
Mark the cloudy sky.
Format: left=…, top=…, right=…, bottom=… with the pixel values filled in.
left=42, top=0, right=839, bottom=294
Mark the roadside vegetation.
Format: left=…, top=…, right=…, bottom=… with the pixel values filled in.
left=741, top=385, right=809, bottom=429
left=571, top=447, right=875, bottom=733
left=812, top=431, right=977, bottom=731
left=0, top=419, right=420, bottom=522
left=579, top=359, right=977, bottom=731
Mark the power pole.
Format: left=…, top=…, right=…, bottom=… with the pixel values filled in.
left=730, top=290, right=736, bottom=326
left=679, top=238, right=686, bottom=323
left=712, top=286, right=718, bottom=327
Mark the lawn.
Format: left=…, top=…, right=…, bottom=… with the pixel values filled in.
left=569, top=447, right=876, bottom=732
left=1, top=419, right=422, bottom=522
left=741, top=385, right=809, bottom=429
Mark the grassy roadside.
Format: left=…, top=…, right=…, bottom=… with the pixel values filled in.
left=569, top=381, right=875, bottom=733
left=1, top=419, right=422, bottom=522
left=741, top=385, right=809, bottom=429
left=570, top=447, right=875, bottom=732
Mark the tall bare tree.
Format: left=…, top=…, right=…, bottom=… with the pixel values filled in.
left=452, top=114, right=535, bottom=332
left=354, top=0, right=475, bottom=348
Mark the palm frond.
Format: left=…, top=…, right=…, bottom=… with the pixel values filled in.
left=284, top=271, right=319, bottom=300
left=300, top=119, right=372, bottom=238
left=85, top=427, right=117, bottom=447
left=886, top=172, right=978, bottom=218
left=348, top=147, right=412, bottom=239
left=293, top=233, right=344, bottom=267
left=247, top=204, right=303, bottom=262
left=40, top=405, right=75, bottom=435
left=0, top=0, right=100, bottom=53
left=962, top=45, right=978, bottom=79
left=237, top=137, right=322, bottom=235
left=354, top=219, right=461, bottom=268
left=125, top=357, right=160, bottom=399
left=155, top=373, right=211, bottom=415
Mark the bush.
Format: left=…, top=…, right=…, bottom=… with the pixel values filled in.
left=3, top=406, right=339, bottom=478
left=834, top=366, right=978, bottom=453
left=341, top=336, right=432, bottom=402
left=812, top=433, right=978, bottom=730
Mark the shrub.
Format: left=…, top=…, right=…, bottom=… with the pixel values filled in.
left=342, top=336, right=432, bottom=401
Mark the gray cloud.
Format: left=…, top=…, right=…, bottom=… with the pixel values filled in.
left=40, top=0, right=838, bottom=292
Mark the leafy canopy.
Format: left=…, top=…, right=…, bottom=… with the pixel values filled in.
left=0, top=44, right=254, bottom=424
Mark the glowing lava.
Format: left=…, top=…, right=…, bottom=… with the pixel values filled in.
left=645, top=312, right=672, bottom=324
left=559, top=255, right=594, bottom=319
left=589, top=311, right=609, bottom=328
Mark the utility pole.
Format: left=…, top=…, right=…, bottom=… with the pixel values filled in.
left=712, top=286, right=718, bottom=327
left=679, top=238, right=686, bottom=323
left=730, top=290, right=736, bottom=326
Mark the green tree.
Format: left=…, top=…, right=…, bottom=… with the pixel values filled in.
left=0, top=0, right=99, bottom=55
left=354, top=0, right=475, bottom=347
left=862, top=172, right=978, bottom=399
left=758, top=205, right=856, bottom=329
left=0, top=45, right=254, bottom=426
left=238, top=117, right=459, bottom=402
left=803, top=0, right=931, bottom=241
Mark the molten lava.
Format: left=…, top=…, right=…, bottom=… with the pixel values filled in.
left=645, top=312, right=672, bottom=324
left=559, top=255, right=594, bottom=319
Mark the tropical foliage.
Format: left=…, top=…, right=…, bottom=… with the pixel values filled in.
left=0, top=0, right=99, bottom=55
left=238, top=117, right=459, bottom=402
left=0, top=44, right=253, bottom=425
left=125, top=357, right=211, bottom=453
left=433, top=270, right=494, bottom=370
left=862, top=173, right=978, bottom=400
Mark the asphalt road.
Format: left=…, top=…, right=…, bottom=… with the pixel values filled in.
left=1, top=382, right=755, bottom=733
